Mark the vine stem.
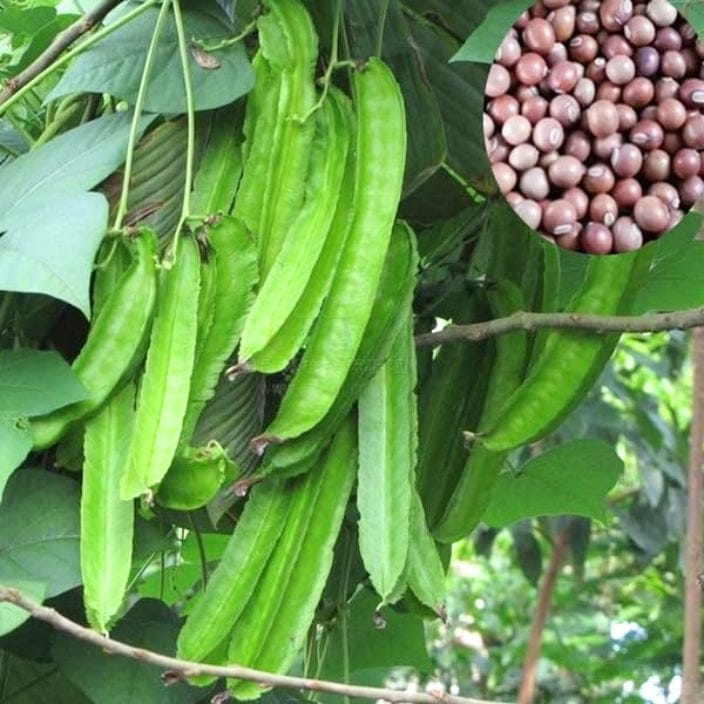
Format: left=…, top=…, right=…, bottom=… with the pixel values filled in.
left=415, top=306, right=704, bottom=347
left=0, top=585, right=509, bottom=704
left=112, top=0, right=173, bottom=232
left=172, top=0, right=196, bottom=247
left=0, top=0, right=160, bottom=114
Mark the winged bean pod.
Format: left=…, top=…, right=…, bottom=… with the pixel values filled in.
left=260, top=58, right=406, bottom=442
left=81, top=381, right=136, bottom=632
left=119, top=235, right=201, bottom=499
left=239, top=90, right=351, bottom=364
left=30, top=230, right=158, bottom=450
left=357, top=311, right=416, bottom=603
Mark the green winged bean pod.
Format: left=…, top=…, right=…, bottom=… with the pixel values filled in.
left=256, top=57, right=406, bottom=444
left=234, top=0, right=318, bottom=280
left=176, top=478, right=292, bottom=664
left=30, top=230, right=158, bottom=450
left=260, top=220, right=418, bottom=473
left=81, top=381, right=136, bottom=632
left=480, top=247, right=655, bottom=453
left=239, top=89, right=351, bottom=365
left=179, top=216, right=258, bottom=444
left=226, top=418, right=357, bottom=699
left=119, top=235, right=201, bottom=500
left=357, top=311, right=416, bottom=604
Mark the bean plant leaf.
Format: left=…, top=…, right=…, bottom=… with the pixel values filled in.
left=0, top=578, right=47, bottom=637
left=0, top=652, right=92, bottom=704
left=0, top=191, right=107, bottom=316
left=312, top=587, right=432, bottom=702
left=451, top=0, right=531, bottom=64
left=0, top=420, right=32, bottom=501
left=51, top=599, right=206, bottom=704
left=629, top=213, right=704, bottom=313
left=0, top=469, right=81, bottom=598
left=0, top=349, right=87, bottom=418
left=0, top=111, right=154, bottom=316
left=483, top=439, right=623, bottom=526
left=48, top=1, right=254, bottom=114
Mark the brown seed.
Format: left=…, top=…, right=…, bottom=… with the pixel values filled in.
left=596, top=81, right=622, bottom=102
left=624, top=15, right=656, bottom=45
left=613, top=177, right=643, bottom=208
left=533, top=117, right=565, bottom=151
left=613, top=217, right=644, bottom=252
left=523, top=18, right=557, bottom=54
left=549, top=94, right=581, bottom=126
left=633, top=195, right=670, bottom=232
left=564, top=130, right=592, bottom=161
left=515, top=52, right=549, bottom=86
left=648, top=181, right=680, bottom=209
left=583, top=164, right=616, bottom=193
left=661, top=50, right=687, bottom=80
left=486, top=63, right=511, bottom=98
left=492, top=162, right=517, bottom=194
left=521, top=95, right=550, bottom=123
left=502, top=114, right=532, bottom=146
left=672, top=148, right=701, bottom=179
left=496, top=35, right=522, bottom=67
left=576, top=10, right=600, bottom=33
left=546, top=61, right=580, bottom=93
left=542, top=199, right=578, bottom=235
left=605, top=55, right=637, bottom=86
left=679, top=175, right=704, bottom=206
left=629, top=119, right=664, bottom=150
left=594, top=133, right=623, bottom=160
left=487, top=94, right=519, bottom=124
left=616, top=103, right=638, bottom=130
left=574, top=77, right=596, bottom=107
left=549, top=5, right=577, bottom=41
left=519, top=166, right=551, bottom=199
left=513, top=198, right=543, bottom=229
left=601, top=34, right=634, bottom=59
left=585, top=100, right=620, bottom=137
left=655, top=97, right=687, bottom=130
left=682, top=114, right=704, bottom=149
left=642, top=149, right=671, bottom=180
left=622, top=77, right=654, bottom=108
left=569, top=34, right=599, bottom=62
left=655, top=77, right=680, bottom=102
left=611, top=143, right=643, bottom=177
left=679, top=79, right=704, bottom=108
left=509, top=143, right=540, bottom=170
left=581, top=222, right=614, bottom=254
left=599, top=0, right=634, bottom=31
left=589, top=193, right=619, bottom=226
left=548, top=155, right=587, bottom=188
left=585, top=57, right=607, bottom=83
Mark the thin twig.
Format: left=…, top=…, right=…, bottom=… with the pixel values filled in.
left=0, top=585, right=511, bottom=704
left=0, top=0, right=126, bottom=107
left=415, top=307, right=704, bottom=347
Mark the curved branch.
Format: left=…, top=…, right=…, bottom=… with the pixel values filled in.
left=0, top=585, right=510, bottom=704
left=0, top=0, right=126, bottom=107
left=415, top=307, right=704, bottom=347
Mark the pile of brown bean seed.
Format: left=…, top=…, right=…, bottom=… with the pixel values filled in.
left=484, top=0, right=704, bottom=253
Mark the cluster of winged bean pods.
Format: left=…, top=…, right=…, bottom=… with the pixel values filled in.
left=484, top=0, right=704, bottom=254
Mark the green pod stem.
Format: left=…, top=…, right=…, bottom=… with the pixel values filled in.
left=246, top=91, right=356, bottom=375
left=357, top=311, right=416, bottom=604
left=406, top=487, right=446, bottom=617
left=239, top=89, right=352, bottom=365
left=156, top=444, right=227, bottom=511
left=120, top=236, right=202, bottom=500
left=81, top=381, right=136, bottom=633
left=433, top=279, right=527, bottom=543
left=30, top=230, right=158, bottom=450
left=260, top=219, right=419, bottom=473
left=259, top=58, right=407, bottom=443
left=226, top=418, right=357, bottom=700
left=176, top=478, right=293, bottom=664
left=480, top=248, right=654, bottom=453
left=180, top=217, right=258, bottom=445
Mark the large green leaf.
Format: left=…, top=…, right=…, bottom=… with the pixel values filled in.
left=0, top=349, right=87, bottom=417
left=451, top=0, right=531, bottom=64
left=0, top=191, right=107, bottom=316
left=0, top=469, right=81, bottom=598
left=48, top=1, right=254, bottom=114
left=0, top=111, right=152, bottom=228
left=630, top=213, right=704, bottom=313
left=52, top=599, right=207, bottom=704
left=0, top=652, right=91, bottom=704
left=0, top=579, right=46, bottom=638
left=483, top=440, right=623, bottom=526
left=0, top=421, right=31, bottom=501
left=313, top=587, right=432, bottom=702
left=0, top=111, right=154, bottom=316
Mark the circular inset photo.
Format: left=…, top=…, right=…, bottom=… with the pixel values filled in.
left=484, top=0, right=704, bottom=254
